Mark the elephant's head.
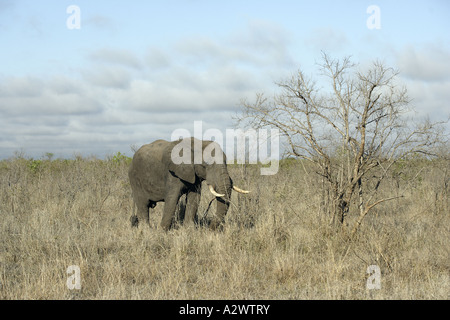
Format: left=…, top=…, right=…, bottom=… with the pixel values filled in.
left=164, top=137, right=249, bottom=229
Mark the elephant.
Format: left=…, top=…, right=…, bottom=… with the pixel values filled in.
left=128, top=137, right=249, bottom=230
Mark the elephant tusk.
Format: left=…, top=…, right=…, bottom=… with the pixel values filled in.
left=233, top=186, right=250, bottom=194
left=209, top=185, right=225, bottom=197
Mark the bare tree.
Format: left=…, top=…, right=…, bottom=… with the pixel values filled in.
left=237, top=53, right=447, bottom=235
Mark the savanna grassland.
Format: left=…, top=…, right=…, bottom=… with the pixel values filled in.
left=0, top=153, right=448, bottom=299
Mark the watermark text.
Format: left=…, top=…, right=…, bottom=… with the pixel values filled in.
left=171, top=121, right=279, bottom=175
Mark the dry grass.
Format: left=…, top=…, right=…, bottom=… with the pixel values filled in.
left=0, top=156, right=448, bottom=299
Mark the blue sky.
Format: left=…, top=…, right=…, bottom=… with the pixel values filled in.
left=0, top=0, right=449, bottom=158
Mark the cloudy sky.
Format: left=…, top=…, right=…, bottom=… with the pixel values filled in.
left=0, top=0, right=449, bottom=159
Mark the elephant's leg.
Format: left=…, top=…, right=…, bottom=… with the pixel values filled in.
left=130, top=203, right=139, bottom=227
left=160, top=192, right=181, bottom=231
left=175, top=194, right=187, bottom=224
left=184, top=189, right=201, bottom=227
left=130, top=191, right=150, bottom=227
left=136, top=201, right=150, bottom=226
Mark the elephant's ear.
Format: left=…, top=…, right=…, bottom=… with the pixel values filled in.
left=163, top=140, right=196, bottom=184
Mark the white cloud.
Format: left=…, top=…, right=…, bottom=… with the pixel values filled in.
left=395, top=44, right=450, bottom=123
left=146, top=47, right=171, bottom=70
left=0, top=76, right=44, bottom=97
left=83, top=14, right=118, bottom=35
left=0, top=76, right=102, bottom=117
left=403, top=80, right=450, bottom=120
left=0, top=20, right=296, bottom=158
left=396, top=44, right=450, bottom=82
left=81, top=65, right=132, bottom=89
left=228, top=19, right=294, bottom=68
left=88, top=47, right=143, bottom=69
left=305, top=27, right=349, bottom=53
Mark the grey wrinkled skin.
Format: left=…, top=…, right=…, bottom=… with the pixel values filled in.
left=128, top=138, right=233, bottom=231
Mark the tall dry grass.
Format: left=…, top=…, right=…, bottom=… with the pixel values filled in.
left=0, top=155, right=448, bottom=299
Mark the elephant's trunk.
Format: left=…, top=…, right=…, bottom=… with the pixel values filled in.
left=207, top=164, right=232, bottom=230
